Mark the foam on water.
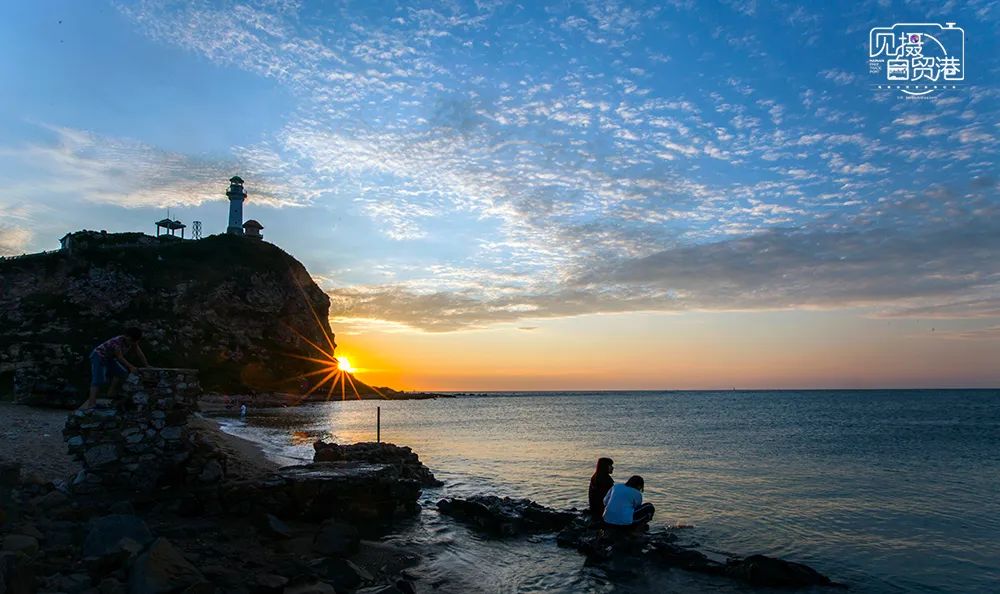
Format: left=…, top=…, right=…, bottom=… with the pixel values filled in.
left=216, top=390, right=1000, bottom=593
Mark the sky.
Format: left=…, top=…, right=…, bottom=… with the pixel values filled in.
left=1, top=0, right=998, bottom=390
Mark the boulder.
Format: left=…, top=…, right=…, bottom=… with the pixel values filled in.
left=308, top=557, right=372, bottom=591
left=282, top=574, right=336, bottom=594
left=257, top=513, right=293, bottom=539
left=220, top=462, right=421, bottom=532
left=436, top=495, right=578, bottom=536
left=128, top=537, right=205, bottom=594
left=255, top=573, right=289, bottom=593
left=83, top=515, right=154, bottom=559
left=1, top=535, right=39, bottom=557
left=312, top=520, right=360, bottom=557
left=723, top=554, right=837, bottom=588
left=0, top=550, right=36, bottom=593
left=313, top=441, right=442, bottom=487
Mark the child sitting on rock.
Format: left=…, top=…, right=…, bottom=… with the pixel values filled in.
left=603, top=475, right=655, bottom=528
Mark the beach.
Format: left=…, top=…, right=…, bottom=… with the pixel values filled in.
left=0, top=402, right=79, bottom=482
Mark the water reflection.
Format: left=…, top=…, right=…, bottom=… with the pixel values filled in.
left=216, top=390, right=1000, bottom=593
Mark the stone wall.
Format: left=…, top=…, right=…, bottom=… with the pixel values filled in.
left=62, top=368, right=223, bottom=494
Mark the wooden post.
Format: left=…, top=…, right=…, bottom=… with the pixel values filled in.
left=377, top=406, right=381, bottom=443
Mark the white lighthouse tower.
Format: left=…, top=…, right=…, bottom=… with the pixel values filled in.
left=226, top=176, right=246, bottom=235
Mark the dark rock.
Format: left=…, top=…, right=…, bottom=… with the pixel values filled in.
left=436, top=495, right=578, bottom=536
left=31, top=489, right=70, bottom=509
left=723, top=554, right=837, bottom=588
left=0, top=550, right=36, bottom=594
left=1, top=534, right=39, bottom=557
left=313, top=441, right=442, bottom=487
left=83, top=515, right=154, bottom=559
left=0, top=462, right=21, bottom=487
left=98, top=576, right=127, bottom=594
left=128, top=537, right=205, bottom=594
left=283, top=574, right=336, bottom=594
left=395, top=579, right=417, bottom=594
left=254, top=573, right=289, bottom=593
left=308, top=557, right=372, bottom=591
left=221, top=462, right=421, bottom=533
left=312, top=520, right=360, bottom=557
left=257, top=513, right=293, bottom=539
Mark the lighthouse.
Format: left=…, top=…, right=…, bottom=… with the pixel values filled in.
left=226, top=176, right=246, bottom=235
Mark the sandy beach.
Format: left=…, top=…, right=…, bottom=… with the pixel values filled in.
left=0, top=402, right=79, bottom=482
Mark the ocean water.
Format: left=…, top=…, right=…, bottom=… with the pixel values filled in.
left=216, top=390, right=1000, bottom=593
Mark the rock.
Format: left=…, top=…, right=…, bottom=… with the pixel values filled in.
left=128, top=537, right=204, bottom=594
left=98, top=576, right=127, bottom=594
left=723, top=554, right=837, bottom=588
left=0, top=462, right=21, bottom=486
left=51, top=572, right=92, bottom=592
left=257, top=514, right=292, bottom=540
left=283, top=574, right=336, bottom=594
left=0, top=550, right=36, bottom=593
left=109, top=501, right=137, bottom=515
left=197, top=460, right=223, bottom=483
left=308, top=557, right=372, bottom=590
left=255, top=573, right=289, bottom=593
left=2, top=535, right=39, bottom=557
left=85, top=444, right=120, bottom=467
left=395, top=580, right=417, bottom=594
left=83, top=515, right=154, bottom=559
left=313, top=441, right=442, bottom=487
left=312, top=520, right=360, bottom=557
left=31, top=489, right=70, bottom=510
left=436, top=495, right=578, bottom=536
left=220, top=462, right=421, bottom=532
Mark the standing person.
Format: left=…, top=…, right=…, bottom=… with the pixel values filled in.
left=79, top=327, right=149, bottom=410
left=603, top=475, right=655, bottom=527
left=588, top=457, right=615, bottom=521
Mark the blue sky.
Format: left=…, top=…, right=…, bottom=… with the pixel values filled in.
left=1, top=1, right=998, bottom=387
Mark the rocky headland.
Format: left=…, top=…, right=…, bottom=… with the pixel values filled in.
left=0, top=231, right=442, bottom=407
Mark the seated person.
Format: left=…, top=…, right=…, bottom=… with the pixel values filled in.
left=588, top=457, right=615, bottom=519
left=602, top=475, right=655, bottom=527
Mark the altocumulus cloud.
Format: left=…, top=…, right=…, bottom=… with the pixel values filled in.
left=88, top=1, right=1000, bottom=332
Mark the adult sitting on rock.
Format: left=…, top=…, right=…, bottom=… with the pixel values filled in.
left=78, top=327, right=149, bottom=410
left=603, top=475, right=655, bottom=528
left=588, top=457, right=614, bottom=523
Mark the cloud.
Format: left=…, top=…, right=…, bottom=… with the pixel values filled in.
left=0, top=225, right=33, bottom=256
left=0, top=126, right=306, bottom=209
left=104, top=1, right=1000, bottom=334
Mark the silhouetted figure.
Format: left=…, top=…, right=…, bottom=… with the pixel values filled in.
left=588, top=457, right=615, bottom=520
left=79, top=327, right=149, bottom=410
left=603, top=475, right=655, bottom=527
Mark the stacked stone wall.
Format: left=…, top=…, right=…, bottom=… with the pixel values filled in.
left=62, top=368, right=222, bottom=493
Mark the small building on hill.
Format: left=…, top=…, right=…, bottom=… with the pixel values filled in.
left=243, top=219, right=264, bottom=240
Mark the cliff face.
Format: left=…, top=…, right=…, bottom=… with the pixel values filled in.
left=0, top=232, right=346, bottom=405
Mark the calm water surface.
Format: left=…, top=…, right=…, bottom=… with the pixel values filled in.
left=216, top=390, right=1000, bottom=593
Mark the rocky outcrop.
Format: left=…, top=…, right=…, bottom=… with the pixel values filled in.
left=220, top=462, right=423, bottom=534
left=313, top=441, right=443, bottom=487
left=438, top=495, right=842, bottom=589
left=436, top=495, right=578, bottom=536
left=0, top=232, right=342, bottom=404
left=61, top=368, right=224, bottom=494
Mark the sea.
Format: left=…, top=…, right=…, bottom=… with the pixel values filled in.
left=214, top=390, right=1000, bottom=593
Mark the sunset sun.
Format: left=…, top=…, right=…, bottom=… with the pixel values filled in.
left=337, top=356, right=354, bottom=373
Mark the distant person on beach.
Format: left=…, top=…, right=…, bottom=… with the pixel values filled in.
left=588, top=457, right=615, bottom=520
left=78, top=327, right=149, bottom=410
left=603, top=475, right=655, bottom=527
